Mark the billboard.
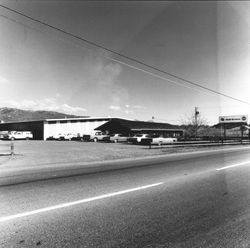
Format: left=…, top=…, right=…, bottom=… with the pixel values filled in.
left=219, top=115, right=248, bottom=123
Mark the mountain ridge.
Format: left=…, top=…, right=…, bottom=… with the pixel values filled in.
left=0, top=107, right=87, bottom=122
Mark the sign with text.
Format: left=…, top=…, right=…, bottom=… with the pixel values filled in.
left=219, top=115, right=248, bottom=123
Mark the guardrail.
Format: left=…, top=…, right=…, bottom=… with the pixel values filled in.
left=147, top=139, right=250, bottom=149
left=0, top=143, right=14, bottom=155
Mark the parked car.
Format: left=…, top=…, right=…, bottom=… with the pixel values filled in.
left=3, top=131, right=33, bottom=140
left=52, top=133, right=76, bottom=140
left=52, top=133, right=65, bottom=140
left=128, top=134, right=151, bottom=144
left=82, top=134, right=91, bottom=142
left=108, top=133, right=128, bottom=143
left=71, top=133, right=83, bottom=141
left=151, top=136, right=177, bottom=145
left=90, top=131, right=110, bottom=142
left=141, top=135, right=178, bottom=146
left=64, top=133, right=76, bottom=140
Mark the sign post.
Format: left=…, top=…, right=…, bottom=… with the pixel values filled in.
left=219, top=115, right=248, bottom=124
left=219, top=115, right=248, bottom=144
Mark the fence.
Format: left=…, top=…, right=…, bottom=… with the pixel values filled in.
left=0, top=143, right=14, bottom=155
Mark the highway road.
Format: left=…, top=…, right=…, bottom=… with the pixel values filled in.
left=0, top=147, right=250, bottom=247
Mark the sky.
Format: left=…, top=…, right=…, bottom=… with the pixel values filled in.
left=0, top=1, right=249, bottom=125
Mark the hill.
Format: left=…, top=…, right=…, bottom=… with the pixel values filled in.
left=0, top=107, right=86, bottom=122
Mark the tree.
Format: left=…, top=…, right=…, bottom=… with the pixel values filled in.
left=180, top=108, right=208, bottom=139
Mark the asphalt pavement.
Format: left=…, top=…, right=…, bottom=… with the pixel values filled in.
left=0, top=147, right=250, bottom=247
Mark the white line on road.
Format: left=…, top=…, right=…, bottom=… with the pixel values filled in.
left=0, top=182, right=163, bottom=223
left=216, top=161, right=250, bottom=171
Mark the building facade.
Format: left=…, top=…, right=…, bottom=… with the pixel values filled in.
left=0, top=117, right=183, bottom=140
left=0, top=117, right=111, bottom=140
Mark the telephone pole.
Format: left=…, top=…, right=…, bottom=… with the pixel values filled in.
left=195, top=107, right=199, bottom=139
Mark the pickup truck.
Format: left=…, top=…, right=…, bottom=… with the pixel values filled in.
left=3, top=131, right=33, bottom=140
left=90, top=131, right=110, bottom=142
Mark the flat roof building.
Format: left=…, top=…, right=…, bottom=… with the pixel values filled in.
left=0, top=117, right=111, bottom=140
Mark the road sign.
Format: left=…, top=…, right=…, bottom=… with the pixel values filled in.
left=219, top=115, right=248, bottom=123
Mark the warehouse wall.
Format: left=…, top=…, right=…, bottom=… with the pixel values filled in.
left=43, top=119, right=110, bottom=140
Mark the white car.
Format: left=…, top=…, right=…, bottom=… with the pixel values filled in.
left=109, top=134, right=128, bottom=143
left=64, top=133, right=76, bottom=140
left=53, top=133, right=75, bottom=140
left=150, top=135, right=177, bottom=145
left=128, top=134, right=151, bottom=144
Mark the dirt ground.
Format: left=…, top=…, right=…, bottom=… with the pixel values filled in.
left=0, top=140, right=161, bottom=168
left=0, top=140, right=248, bottom=170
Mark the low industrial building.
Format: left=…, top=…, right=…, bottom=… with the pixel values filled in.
left=96, top=118, right=183, bottom=138
left=0, top=117, right=111, bottom=140
left=0, top=117, right=183, bottom=140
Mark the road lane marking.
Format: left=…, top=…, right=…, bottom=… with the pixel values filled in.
left=0, top=182, right=163, bottom=222
left=216, top=161, right=250, bottom=171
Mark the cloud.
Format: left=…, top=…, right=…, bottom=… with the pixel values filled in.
left=109, top=105, right=121, bottom=111
left=55, top=93, right=62, bottom=98
left=78, top=55, right=130, bottom=109
left=3, top=98, right=86, bottom=115
left=109, top=102, right=146, bottom=116
left=0, top=76, right=9, bottom=84
left=78, top=55, right=146, bottom=116
left=80, top=56, right=122, bottom=89
left=60, top=104, right=86, bottom=114
left=125, top=109, right=134, bottom=115
left=125, top=104, right=145, bottom=110
left=133, top=105, right=145, bottom=109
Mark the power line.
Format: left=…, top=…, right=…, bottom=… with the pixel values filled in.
left=0, top=12, right=213, bottom=96
left=0, top=4, right=249, bottom=106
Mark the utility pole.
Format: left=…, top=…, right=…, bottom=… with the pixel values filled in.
left=195, top=107, right=199, bottom=139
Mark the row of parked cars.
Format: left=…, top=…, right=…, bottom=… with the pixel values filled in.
left=46, top=131, right=109, bottom=142
left=0, top=130, right=178, bottom=145
left=104, top=133, right=178, bottom=145
left=128, top=134, right=177, bottom=145
left=47, top=131, right=178, bottom=145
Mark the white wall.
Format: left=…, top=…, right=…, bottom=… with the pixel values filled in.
left=43, top=119, right=109, bottom=140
